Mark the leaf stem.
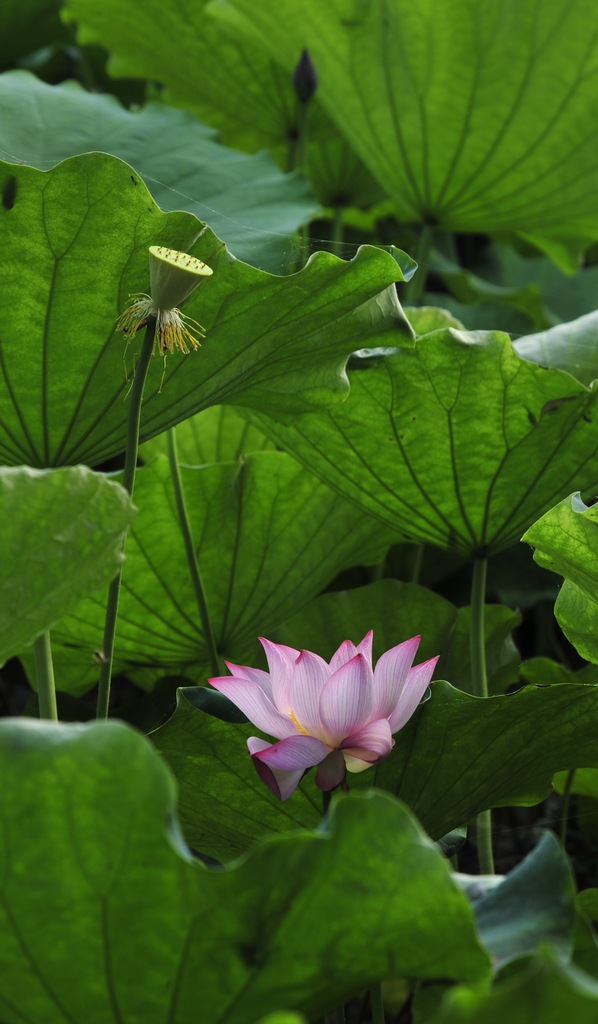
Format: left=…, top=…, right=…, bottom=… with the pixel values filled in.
left=288, top=96, right=312, bottom=174
left=165, top=426, right=223, bottom=677
left=560, top=768, right=576, bottom=848
left=33, top=631, right=58, bottom=720
left=411, top=543, right=424, bottom=584
left=404, top=223, right=434, bottom=304
left=289, top=96, right=314, bottom=272
left=470, top=559, right=489, bottom=700
left=469, top=556, right=495, bottom=874
left=96, top=319, right=156, bottom=719
left=369, top=982, right=385, bottom=1024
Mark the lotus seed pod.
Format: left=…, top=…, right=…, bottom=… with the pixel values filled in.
left=148, top=245, right=213, bottom=310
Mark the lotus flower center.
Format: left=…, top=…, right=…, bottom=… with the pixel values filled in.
left=288, top=708, right=309, bottom=735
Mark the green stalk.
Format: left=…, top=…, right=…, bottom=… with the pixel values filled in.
left=369, top=982, right=385, bottom=1024
left=403, top=223, right=434, bottom=305
left=33, top=631, right=58, bottom=720
left=96, top=319, right=156, bottom=719
left=411, top=543, right=424, bottom=584
left=289, top=98, right=314, bottom=272
left=288, top=97, right=312, bottom=174
left=560, top=768, right=576, bottom=848
left=295, top=100, right=310, bottom=174
left=166, top=426, right=223, bottom=678
left=469, top=557, right=495, bottom=875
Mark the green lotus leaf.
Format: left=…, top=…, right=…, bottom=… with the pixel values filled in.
left=523, top=492, right=598, bottom=663
left=218, top=0, right=598, bottom=262
left=63, top=0, right=382, bottom=211
left=273, top=579, right=520, bottom=695
left=0, top=465, right=134, bottom=667
left=515, top=312, right=598, bottom=388
left=427, top=951, right=598, bottom=1024
left=0, top=153, right=411, bottom=468
left=471, top=833, right=576, bottom=966
left=153, top=679, right=598, bottom=861
left=0, top=719, right=489, bottom=1022
left=250, top=330, right=598, bottom=556
left=64, top=0, right=598, bottom=260
left=46, top=453, right=398, bottom=694
left=0, top=70, right=316, bottom=272
left=140, top=405, right=275, bottom=464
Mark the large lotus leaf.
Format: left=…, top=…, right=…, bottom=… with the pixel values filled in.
left=250, top=330, right=598, bottom=556
left=273, top=579, right=520, bottom=695
left=424, top=840, right=580, bottom=1019
left=365, top=681, right=598, bottom=838
left=515, top=311, right=598, bottom=388
left=140, top=405, right=275, bottom=464
left=0, top=71, right=316, bottom=272
left=64, top=0, right=300, bottom=152
left=471, top=833, right=576, bottom=966
left=0, top=153, right=411, bottom=468
left=62, top=0, right=382, bottom=212
left=523, top=493, right=598, bottom=664
left=0, top=466, right=134, bottom=668
left=0, top=719, right=489, bottom=1023
left=65, top=0, right=598, bottom=258
left=428, top=952, right=598, bottom=1024
left=46, top=453, right=398, bottom=695
left=275, top=579, right=456, bottom=664
left=152, top=680, right=598, bottom=861
left=304, top=130, right=387, bottom=210
left=214, top=0, right=598, bottom=262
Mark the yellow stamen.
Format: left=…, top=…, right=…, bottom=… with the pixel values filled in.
left=288, top=708, right=309, bottom=735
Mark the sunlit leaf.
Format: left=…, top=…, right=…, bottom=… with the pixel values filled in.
left=218, top=0, right=598, bottom=261
left=63, top=0, right=383, bottom=213
left=523, top=492, right=598, bottom=663
left=140, top=405, right=275, bottom=465
left=250, top=330, right=598, bottom=556
left=0, top=153, right=411, bottom=468
left=406, top=305, right=465, bottom=336
left=368, top=681, right=598, bottom=840
left=65, top=0, right=598, bottom=260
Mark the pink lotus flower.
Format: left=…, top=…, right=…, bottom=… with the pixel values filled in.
left=209, top=631, right=438, bottom=800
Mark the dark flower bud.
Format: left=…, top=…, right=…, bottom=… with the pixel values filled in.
left=292, top=48, right=318, bottom=104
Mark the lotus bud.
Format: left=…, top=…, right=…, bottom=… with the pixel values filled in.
left=292, top=48, right=318, bottom=105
